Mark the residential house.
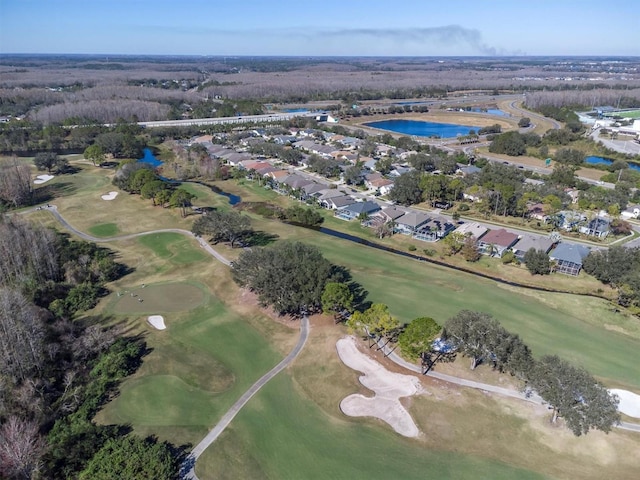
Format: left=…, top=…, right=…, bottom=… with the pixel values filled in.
left=365, top=205, right=407, bottom=228
left=281, top=174, right=313, bottom=191
left=511, top=234, right=556, bottom=261
left=456, top=164, right=481, bottom=176
left=580, top=217, right=610, bottom=238
left=273, top=135, right=297, bottom=145
left=526, top=203, right=549, bottom=222
left=557, top=210, right=586, bottom=231
left=549, top=243, right=591, bottom=276
left=389, top=166, right=411, bottom=177
left=477, top=229, right=519, bottom=257
left=323, top=195, right=356, bottom=210
left=621, top=205, right=640, bottom=220
left=335, top=201, right=381, bottom=221
left=370, top=178, right=394, bottom=196
left=375, top=144, right=394, bottom=157
left=394, top=211, right=431, bottom=235
left=564, top=188, right=580, bottom=204
left=413, top=215, right=456, bottom=242
left=301, top=182, right=327, bottom=200
left=453, top=222, right=488, bottom=240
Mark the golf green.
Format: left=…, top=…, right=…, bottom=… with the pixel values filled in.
left=112, top=283, right=205, bottom=314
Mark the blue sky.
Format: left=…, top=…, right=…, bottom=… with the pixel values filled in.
left=0, top=0, right=637, bottom=56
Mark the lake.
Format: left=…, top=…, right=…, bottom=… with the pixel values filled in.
left=364, top=119, right=481, bottom=138
left=585, top=156, right=640, bottom=172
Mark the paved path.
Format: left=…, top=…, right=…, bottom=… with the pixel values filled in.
left=374, top=337, right=640, bottom=433
left=181, top=316, right=309, bottom=480
left=28, top=205, right=312, bottom=478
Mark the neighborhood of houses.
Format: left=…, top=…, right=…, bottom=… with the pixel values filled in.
left=184, top=125, right=640, bottom=277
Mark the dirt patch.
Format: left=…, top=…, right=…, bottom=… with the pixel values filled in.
left=236, top=288, right=298, bottom=329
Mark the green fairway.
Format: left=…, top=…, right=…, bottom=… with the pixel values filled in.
left=111, top=282, right=206, bottom=314
left=97, top=294, right=285, bottom=446
left=243, top=216, right=640, bottom=390
left=88, top=222, right=119, bottom=237
left=138, top=232, right=208, bottom=264
left=197, top=374, right=545, bottom=480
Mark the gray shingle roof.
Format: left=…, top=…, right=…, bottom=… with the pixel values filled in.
left=550, top=243, right=591, bottom=264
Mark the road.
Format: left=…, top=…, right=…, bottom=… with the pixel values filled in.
left=136, top=111, right=318, bottom=128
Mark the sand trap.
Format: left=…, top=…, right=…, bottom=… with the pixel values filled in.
left=101, top=191, right=119, bottom=200
left=609, top=389, right=640, bottom=418
left=147, top=315, right=166, bottom=330
left=34, top=174, right=54, bottom=184
left=337, top=336, right=422, bottom=437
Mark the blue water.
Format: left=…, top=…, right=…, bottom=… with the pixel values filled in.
left=585, top=156, right=640, bottom=172
left=364, top=119, right=481, bottom=138
left=138, top=148, right=163, bottom=167
left=468, top=108, right=509, bottom=117
left=219, top=191, right=241, bottom=205
left=283, top=108, right=309, bottom=113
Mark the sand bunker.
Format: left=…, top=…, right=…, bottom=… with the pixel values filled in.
left=609, top=389, right=640, bottom=418
left=337, top=336, right=422, bottom=437
left=147, top=315, right=166, bottom=330
left=34, top=174, right=54, bottom=184
left=101, top=191, right=119, bottom=200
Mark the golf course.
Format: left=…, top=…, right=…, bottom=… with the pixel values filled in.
left=21, top=159, right=640, bottom=480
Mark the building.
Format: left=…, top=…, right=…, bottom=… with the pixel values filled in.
left=579, top=217, right=610, bottom=239
left=335, top=201, right=381, bottom=221
left=511, top=234, right=556, bottom=261
left=549, top=243, right=591, bottom=276
left=394, top=211, right=431, bottom=235
left=453, top=222, right=488, bottom=240
left=477, top=229, right=519, bottom=257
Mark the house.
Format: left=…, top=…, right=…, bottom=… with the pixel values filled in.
left=477, top=229, right=519, bottom=257
left=511, top=234, right=556, bottom=260
left=453, top=222, right=488, bottom=240
left=394, top=211, right=431, bottom=235
left=323, top=195, right=356, bottom=210
left=413, top=215, right=456, bottom=242
left=370, top=178, right=394, bottom=196
left=456, top=165, right=481, bottom=176
left=335, top=201, right=381, bottom=221
left=301, top=182, right=328, bottom=199
left=550, top=243, right=591, bottom=276
left=526, top=203, right=548, bottom=222
left=557, top=210, right=586, bottom=231
left=389, top=166, right=411, bottom=177
left=621, top=205, right=640, bottom=220
left=580, top=217, right=610, bottom=238
left=281, top=174, right=313, bottom=191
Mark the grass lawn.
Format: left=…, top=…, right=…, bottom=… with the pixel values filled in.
left=196, top=373, right=545, bottom=480
left=88, top=222, right=119, bottom=237
left=137, top=232, right=208, bottom=265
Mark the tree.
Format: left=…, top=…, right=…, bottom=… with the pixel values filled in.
left=231, top=241, right=340, bottom=315
left=461, top=235, right=481, bottom=262
left=83, top=144, right=105, bottom=166
left=0, top=157, right=33, bottom=208
left=518, top=117, right=531, bottom=128
left=444, top=310, right=500, bottom=370
left=523, top=248, right=551, bottom=275
left=79, top=435, right=178, bottom=480
left=388, top=171, right=423, bottom=206
left=488, top=131, right=526, bottom=156
left=34, top=152, right=65, bottom=173
left=140, top=180, right=168, bottom=206
left=321, top=282, right=354, bottom=321
left=192, top=210, right=251, bottom=248
left=343, top=165, right=364, bottom=186
left=346, top=303, right=400, bottom=349
left=169, top=188, right=195, bottom=217
left=0, top=416, right=45, bottom=480
left=527, top=355, right=620, bottom=436
left=442, top=231, right=466, bottom=256
left=397, top=317, right=441, bottom=360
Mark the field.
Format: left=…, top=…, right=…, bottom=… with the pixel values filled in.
left=21, top=159, right=640, bottom=479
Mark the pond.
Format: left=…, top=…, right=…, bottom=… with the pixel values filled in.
left=138, top=147, right=163, bottom=167
left=585, top=156, right=640, bottom=172
left=363, top=119, right=481, bottom=138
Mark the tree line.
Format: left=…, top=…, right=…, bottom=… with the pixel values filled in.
left=0, top=216, right=180, bottom=479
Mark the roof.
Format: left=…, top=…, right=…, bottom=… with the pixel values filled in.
left=318, top=189, right=348, bottom=200
left=478, top=229, right=519, bottom=248
left=512, top=234, right=555, bottom=253
left=281, top=174, right=313, bottom=189
left=457, top=165, right=481, bottom=175
left=454, top=222, right=488, bottom=239
left=586, top=217, right=610, bottom=233
left=342, top=201, right=381, bottom=215
left=396, top=211, right=431, bottom=228
left=302, top=183, right=327, bottom=195
left=379, top=206, right=407, bottom=221
left=328, top=196, right=357, bottom=208
left=550, top=243, right=591, bottom=264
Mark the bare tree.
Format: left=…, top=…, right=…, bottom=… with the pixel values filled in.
left=0, top=158, right=33, bottom=208
left=0, top=416, right=45, bottom=480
